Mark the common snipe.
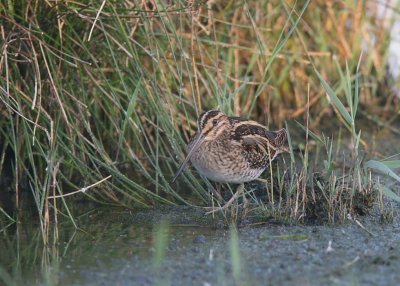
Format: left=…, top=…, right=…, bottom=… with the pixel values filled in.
left=172, top=110, right=288, bottom=213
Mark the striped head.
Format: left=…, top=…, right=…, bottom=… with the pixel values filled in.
left=197, top=110, right=229, bottom=140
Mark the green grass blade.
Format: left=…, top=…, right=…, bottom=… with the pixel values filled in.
left=294, top=120, right=323, bottom=144
left=345, top=60, right=353, bottom=114
left=366, top=160, right=400, bottom=182
left=229, top=225, right=241, bottom=283
left=382, top=186, right=400, bottom=203
left=381, top=160, right=400, bottom=169
left=314, top=69, right=353, bottom=125
left=153, top=221, right=169, bottom=271
left=354, top=51, right=363, bottom=118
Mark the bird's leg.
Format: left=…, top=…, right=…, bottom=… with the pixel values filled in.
left=205, top=184, right=245, bottom=215
left=239, top=186, right=257, bottom=222
left=241, top=191, right=249, bottom=218
left=209, top=183, right=224, bottom=202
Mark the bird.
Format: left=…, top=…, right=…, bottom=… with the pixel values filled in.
left=171, top=110, right=289, bottom=213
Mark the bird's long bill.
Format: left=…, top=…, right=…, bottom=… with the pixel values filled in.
left=171, top=133, right=203, bottom=183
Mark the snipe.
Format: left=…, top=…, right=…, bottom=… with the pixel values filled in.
left=172, top=110, right=289, bottom=213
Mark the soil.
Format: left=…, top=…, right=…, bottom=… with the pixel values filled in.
left=1, top=123, right=399, bottom=286
left=1, top=204, right=400, bottom=286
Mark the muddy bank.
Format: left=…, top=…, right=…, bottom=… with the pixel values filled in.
left=1, top=205, right=399, bottom=286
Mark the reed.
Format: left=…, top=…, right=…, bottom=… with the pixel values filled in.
left=0, top=0, right=399, bottom=228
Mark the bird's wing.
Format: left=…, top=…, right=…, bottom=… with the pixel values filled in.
left=232, top=122, right=278, bottom=150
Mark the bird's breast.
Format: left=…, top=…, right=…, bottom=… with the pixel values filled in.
left=189, top=139, right=266, bottom=183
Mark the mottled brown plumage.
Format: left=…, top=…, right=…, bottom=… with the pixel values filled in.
left=172, top=110, right=288, bottom=184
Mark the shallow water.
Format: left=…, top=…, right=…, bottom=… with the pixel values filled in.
left=1, top=205, right=400, bottom=286
left=1, top=125, right=399, bottom=286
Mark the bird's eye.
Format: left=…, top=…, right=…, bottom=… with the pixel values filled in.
left=212, top=119, right=218, bottom=126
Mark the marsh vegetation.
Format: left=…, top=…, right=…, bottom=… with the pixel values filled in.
left=1, top=0, right=400, bottom=285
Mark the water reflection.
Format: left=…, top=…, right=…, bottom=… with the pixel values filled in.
left=0, top=208, right=222, bottom=286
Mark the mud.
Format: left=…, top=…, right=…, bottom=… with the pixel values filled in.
left=1, top=204, right=400, bottom=286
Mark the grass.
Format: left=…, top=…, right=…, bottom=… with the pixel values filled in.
left=229, top=225, right=242, bottom=284
left=153, top=221, right=170, bottom=285
left=207, top=52, right=400, bottom=224
left=0, top=0, right=399, bottom=233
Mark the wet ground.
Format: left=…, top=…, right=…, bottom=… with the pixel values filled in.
left=1, top=203, right=400, bottom=286
left=1, top=125, right=399, bottom=286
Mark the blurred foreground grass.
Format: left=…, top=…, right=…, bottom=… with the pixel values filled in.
left=0, top=0, right=399, bottom=227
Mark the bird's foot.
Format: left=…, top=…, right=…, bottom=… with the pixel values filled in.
left=204, top=184, right=245, bottom=215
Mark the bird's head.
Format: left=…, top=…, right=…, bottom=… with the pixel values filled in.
left=196, top=110, right=229, bottom=140
left=171, top=110, right=228, bottom=183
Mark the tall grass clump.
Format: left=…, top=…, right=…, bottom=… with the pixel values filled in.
left=252, top=54, right=400, bottom=224
left=0, top=0, right=399, bottom=229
